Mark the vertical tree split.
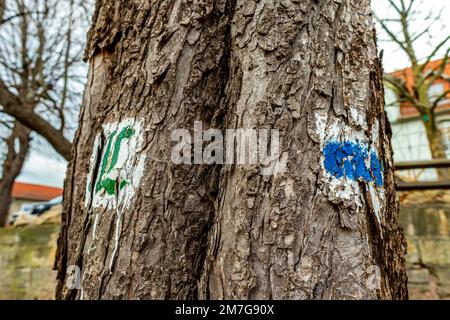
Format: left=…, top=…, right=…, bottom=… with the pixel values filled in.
left=56, top=0, right=408, bottom=300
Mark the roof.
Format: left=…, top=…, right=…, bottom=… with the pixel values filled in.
left=11, top=182, right=63, bottom=202
left=389, top=59, right=450, bottom=118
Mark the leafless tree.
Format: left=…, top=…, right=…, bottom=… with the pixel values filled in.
left=0, top=117, right=30, bottom=226
left=0, top=0, right=92, bottom=226
left=376, top=0, right=450, bottom=171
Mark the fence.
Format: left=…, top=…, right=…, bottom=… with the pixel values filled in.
left=395, top=159, right=450, bottom=190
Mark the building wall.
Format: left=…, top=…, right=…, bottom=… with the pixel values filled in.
left=390, top=59, right=450, bottom=117
left=0, top=225, right=59, bottom=300
left=0, top=213, right=448, bottom=300
left=400, top=195, right=450, bottom=299
left=390, top=119, right=439, bottom=181
left=386, top=87, right=450, bottom=181
left=9, top=199, right=35, bottom=215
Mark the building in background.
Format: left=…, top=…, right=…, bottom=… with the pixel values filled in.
left=9, top=182, right=63, bottom=215
left=386, top=59, right=450, bottom=181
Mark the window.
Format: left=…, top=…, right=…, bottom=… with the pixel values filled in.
left=439, top=119, right=450, bottom=158
left=384, top=87, right=400, bottom=122
left=428, top=83, right=445, bottom=101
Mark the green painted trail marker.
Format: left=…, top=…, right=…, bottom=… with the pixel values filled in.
left=95, top=126, right=135, bottom=196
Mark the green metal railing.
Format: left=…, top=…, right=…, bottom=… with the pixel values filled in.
left=395, top=159, right=450, bottom=190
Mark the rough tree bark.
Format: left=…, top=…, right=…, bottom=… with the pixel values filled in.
left=0, top=121, right=31, bottom=227
left=56, top=0, right=408, bottom=300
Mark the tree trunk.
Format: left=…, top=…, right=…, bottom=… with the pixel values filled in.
left=0, top=0, right=5, bottom=24
left=423, top=113, right=450, bottom=179
left=0, top=121, right=31, bottom=227
left=56, top=0, right=408, bottom=300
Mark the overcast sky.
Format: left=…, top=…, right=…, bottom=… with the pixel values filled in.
left=17, top=151, right=67, bottom=187
left=16, top=0, right=450, bottom=188
left=372, top=0, right=449, bottom=72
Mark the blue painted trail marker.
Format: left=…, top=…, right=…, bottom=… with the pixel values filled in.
left=323, top=141, right=384, bottom=187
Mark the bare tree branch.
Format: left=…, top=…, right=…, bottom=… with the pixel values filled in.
left=0, top=79, right=72, bottom=160
left=0, top=0, right=92, bottom=160
left=384, top=73, right=426, bottom=111
left=431, top=88, right=450, bottom=111
left=375, top=15, right=411, bottom=59
left=419, top=35, right=450, bottom=73
left=426, top=47, right=450, bottom=86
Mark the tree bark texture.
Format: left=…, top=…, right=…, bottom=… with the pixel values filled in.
left=0, top=121, right=31, bottom=227
left=56, top=0, right=408, bottom=300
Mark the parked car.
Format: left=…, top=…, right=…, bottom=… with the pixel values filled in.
left=9, top=196, right=63, bottom=225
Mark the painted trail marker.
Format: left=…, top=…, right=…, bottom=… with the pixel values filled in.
left=323, top=141, right=384, bottom=187
left=95, top=126, right=135, bottom=196
left=85, top=118, right=147, bottom=210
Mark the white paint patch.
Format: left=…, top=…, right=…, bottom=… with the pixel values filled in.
left=314, top=109, right=328, bottom=143
left=314, top=106, right=386, bottom=223
left=349, top=106, right=368, bottom=131
left=85, top=118, right=147, bottom=210
left=368, top=121, right=386, bottom=235
left=89, top=213, right=100, bottom=251
left=109, top=198, right=123, bottom=273
left=327, top=178, right=363, bottom=208
left=368, top=183, right=382, bottom=226
left=83, top=118, right=148, bottom=274
left=314, top=111, right=366, bottom=207
left=370, top=121, right=380, bottom=143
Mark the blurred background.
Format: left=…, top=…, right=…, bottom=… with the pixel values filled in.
left=374, top=0, right=450, bottom=300
left=0, top=0, right=449, bottom=299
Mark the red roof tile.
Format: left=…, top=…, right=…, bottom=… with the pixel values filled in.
left=390, top=59, right=450, bottom=118
left=11, top=182, right=63, bottom=201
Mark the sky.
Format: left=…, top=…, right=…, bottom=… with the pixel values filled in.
left=15, top=0, right=450, bottom=188
left=16, top=134, right=68, bottom=187
left=372, top=0, right=450, bottom=72
left=5, top=0, right=93, bottom=189
left=17, top=151, right=67, bottom=187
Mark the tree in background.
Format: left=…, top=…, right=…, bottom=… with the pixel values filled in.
left=56, top=0, right=407, bottom=299
left=0, top=120, right=30, bottom=226
left=376, top=0, right=450, bottom=168
left=0, top=0, right=91, bottom=226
